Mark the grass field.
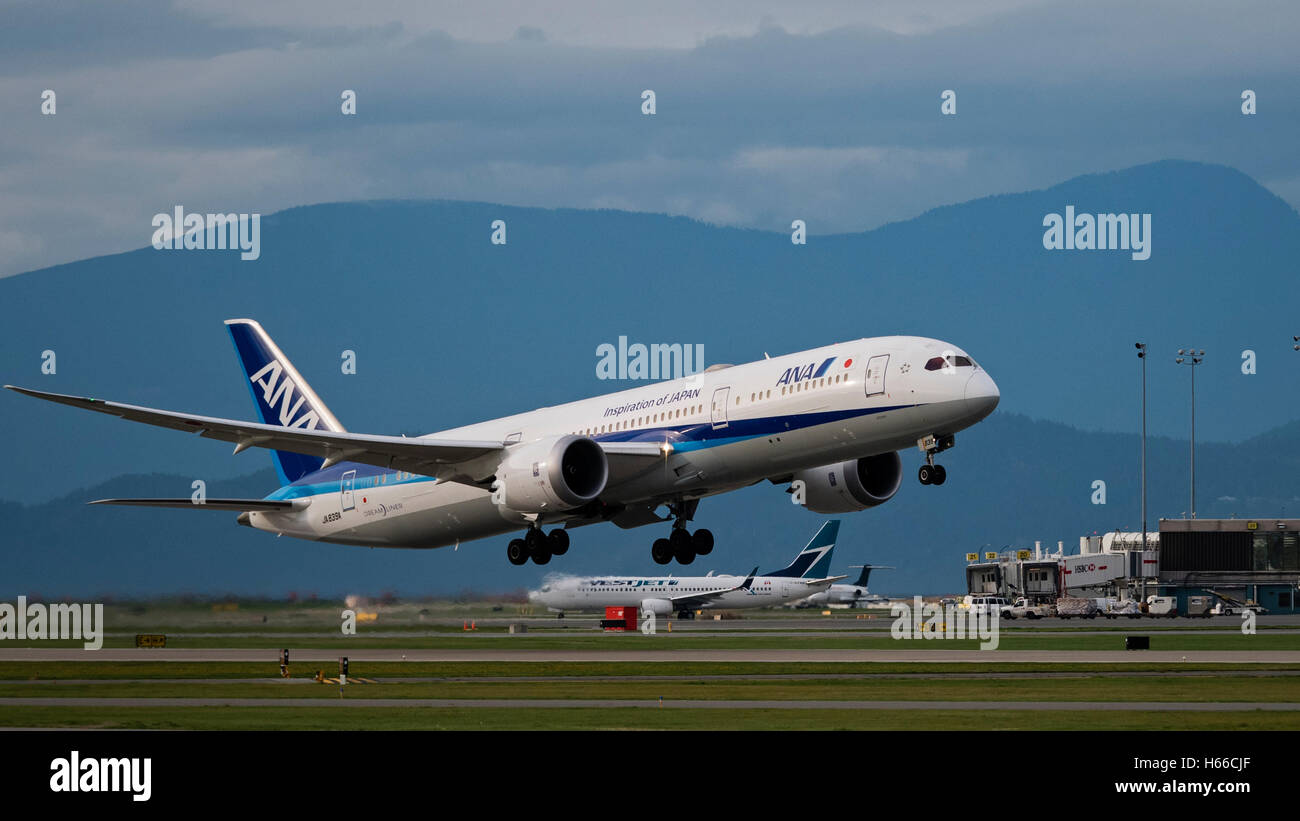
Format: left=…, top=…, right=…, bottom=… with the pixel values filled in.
left=3, top=673, right=1299, bottom=702
left=8, top=632, right=1297, bottom=651
left=6, top=660, right=1299, bottom=679
left=4, top=705, right=1296, bottom=731
left=3, top=599, right=1296, bottom=730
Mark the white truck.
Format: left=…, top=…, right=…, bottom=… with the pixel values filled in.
left=1005, top=597, right=1054, bottom=619
left=962, top=595, right=1014, bottom=617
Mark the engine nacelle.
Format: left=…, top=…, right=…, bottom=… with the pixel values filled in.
left=793, top=452, right=903, bottom=513
left=640, top=598, right=673, bottom=616
left=494, top=435, right=608, bottom=513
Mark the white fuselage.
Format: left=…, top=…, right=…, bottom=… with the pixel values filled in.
left=529, top=574, right=831, bottom=613
left=798, top=585, right=889, bottom=608
left=245, top=335, right=999, bottom=548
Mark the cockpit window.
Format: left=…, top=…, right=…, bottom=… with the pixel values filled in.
left=924, top=355, right=976, bottom=371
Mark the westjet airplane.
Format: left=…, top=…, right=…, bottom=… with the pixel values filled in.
left=6, top=320, right=999, bottom=566
left=530, top=521, right=845, bottom=619
left=794, top=562, right=894, bottom=609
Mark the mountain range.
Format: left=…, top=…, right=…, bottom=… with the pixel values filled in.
left=2, top=159, right=1297, bottom=594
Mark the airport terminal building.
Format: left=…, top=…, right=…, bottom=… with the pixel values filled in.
left=964, top=518, right=1300, bottom=613
left=1155, top=518, right=1299, bottom=613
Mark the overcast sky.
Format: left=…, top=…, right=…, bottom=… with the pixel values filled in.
left=2, top=0, right=1297, bottom=276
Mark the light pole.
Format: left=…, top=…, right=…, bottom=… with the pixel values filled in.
left=1175, top=349, right=1204, bottom=518
left=1136, top=343, right=1147, bottom=551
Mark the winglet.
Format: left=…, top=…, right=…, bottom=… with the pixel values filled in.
left=740, top=566, right=759, bottom=590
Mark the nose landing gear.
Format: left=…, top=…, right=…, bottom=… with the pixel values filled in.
left=918, top=463, right=946, bottom=485
left=917, top=434, right=954, bottom=486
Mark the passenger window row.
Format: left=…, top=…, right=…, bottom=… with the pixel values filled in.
left=572, top=404, right=704, bottom=436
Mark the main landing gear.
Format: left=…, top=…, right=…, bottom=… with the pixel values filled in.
left=917, top=433, right=954, bottom=486
left=651, top=527, right=714, bottom=565
left=507, top=526, right=570, bottom=566
left=650, top=499, right=713, bottom=565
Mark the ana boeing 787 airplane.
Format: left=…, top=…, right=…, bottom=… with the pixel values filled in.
left=6, top=320, right=998, bottom=566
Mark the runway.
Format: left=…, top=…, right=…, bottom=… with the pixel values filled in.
left=12, top=669, right=1300, bottom=685
left=3, top=648, right=1298, bottom=663
left=2, top=696, right=1297, bottom=711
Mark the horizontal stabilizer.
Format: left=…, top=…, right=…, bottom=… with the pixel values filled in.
left=89, top=498, right=308, bottom=512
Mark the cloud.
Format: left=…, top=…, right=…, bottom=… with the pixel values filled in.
left=174, top=0, right=1050, bottom=47
left=1, top=0, right=1297, bottom=275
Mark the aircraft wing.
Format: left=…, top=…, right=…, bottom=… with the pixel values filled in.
left=89, top=498, right=308, bottom=512
left=5, top=385, right=504, bottom=480
left=799, top=575, right=849, bottom=585
left=6, top=385, right=674, bottom=488
left=664, top=566, right=759, bottom=608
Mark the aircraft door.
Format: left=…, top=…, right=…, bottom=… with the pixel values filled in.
left=864, top=354, right=889, bottom=397
left=711, top=386, right=730, bottom=429
left=341, top=469, right=356, bottom=511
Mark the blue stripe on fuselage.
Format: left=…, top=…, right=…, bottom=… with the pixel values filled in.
left=263, top=402, right=915, bottom=501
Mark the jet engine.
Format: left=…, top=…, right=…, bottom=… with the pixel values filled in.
left=792, top=451, right=903, bottom=513
left=493, top=435, right=608, bottom=513
left=640, top=598, right=673, bottom=616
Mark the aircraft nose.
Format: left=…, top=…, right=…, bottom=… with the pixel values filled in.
left=963, top=369, right=1000, bottom=421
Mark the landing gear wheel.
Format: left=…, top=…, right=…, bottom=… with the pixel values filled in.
left=547, top=529, right=569, bottom=556
left=507, top=539, right=528, bottom=566
left=525, top=528, right=545, bottom=551
left=651, top=538, right=673, bottom=565
left=670, top=527, right=695, bottom=564
left=917, top=434, right=954, bottom=487
left=524, top=527, right=551, bottom=564
left=692, top=528, right=714, bottom=556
